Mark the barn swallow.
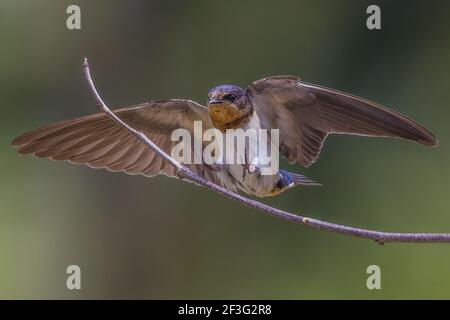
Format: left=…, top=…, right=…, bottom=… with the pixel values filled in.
left=11, top=76, right=438, bottom=197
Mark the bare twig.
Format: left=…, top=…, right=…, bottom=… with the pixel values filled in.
left=83, top=58, right=450, bottom=244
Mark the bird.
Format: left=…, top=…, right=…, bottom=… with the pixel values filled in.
left=11, top=75, right=438, bottom=197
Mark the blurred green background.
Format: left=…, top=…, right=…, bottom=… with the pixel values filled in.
left=1, top=0, right=450, bottom=299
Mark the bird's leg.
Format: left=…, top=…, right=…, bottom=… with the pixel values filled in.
left=204, top=156, right=226, bottom=172
left=205, top=162, right=226, bottom=172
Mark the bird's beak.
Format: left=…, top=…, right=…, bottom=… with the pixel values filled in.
left=207, top=99, right=223, bottom=105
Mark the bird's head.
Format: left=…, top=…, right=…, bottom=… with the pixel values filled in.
left=207, top=85, right=252, bottom=124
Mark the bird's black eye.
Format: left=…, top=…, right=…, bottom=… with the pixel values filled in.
left=223, top=93, right=237, bottom=102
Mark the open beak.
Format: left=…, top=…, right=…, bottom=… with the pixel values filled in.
left=207, top=99, right=223, bottom=105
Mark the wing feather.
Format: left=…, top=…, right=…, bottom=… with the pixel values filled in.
left=249, top=76, right=438, bottom=167
left=12, top=99, right=221, bottom=184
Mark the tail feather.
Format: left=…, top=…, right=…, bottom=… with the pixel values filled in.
left=282, top=170, right=322, bottom=186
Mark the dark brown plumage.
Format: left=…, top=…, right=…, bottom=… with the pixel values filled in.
left=12, top=100, right=220, bottom=183
left=248, top=76, right=437, bottom=167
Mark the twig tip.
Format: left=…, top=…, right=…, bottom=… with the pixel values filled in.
left=83, top=57, right=89, bottom=68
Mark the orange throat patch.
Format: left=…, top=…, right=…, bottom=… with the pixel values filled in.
left=208, top=103, right=248, bottom=130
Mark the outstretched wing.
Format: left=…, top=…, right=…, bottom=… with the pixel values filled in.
left=11, top=99, right=221, bottom=184
left=248, top=76, right=438, bottom=167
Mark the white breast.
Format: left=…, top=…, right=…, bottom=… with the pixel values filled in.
left=243, top=111, right=262, bottom=131
left=218, top=111, right=282, bottom=197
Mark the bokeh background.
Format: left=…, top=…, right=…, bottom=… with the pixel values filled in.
left=1, top=0, right=450, bottom=299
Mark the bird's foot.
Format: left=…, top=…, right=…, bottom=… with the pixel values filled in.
left=246, top=157, right=261, bottom=174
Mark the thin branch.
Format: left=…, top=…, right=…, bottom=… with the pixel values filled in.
left=83, top=58, right=450, bottom=244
